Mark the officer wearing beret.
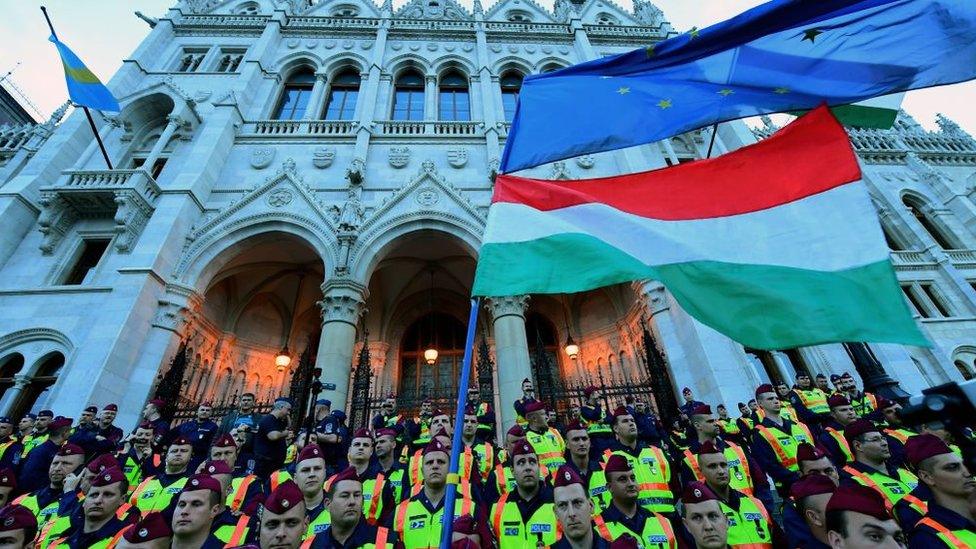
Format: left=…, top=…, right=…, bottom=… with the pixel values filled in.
left=259, top=480, right=309, bottom=549
left=116, top=511, right=172, bottom=549
left=825, top=483, right=906, bottom=548
left=303, top=466, right=399, bottom=548
left=0, top=505, right=38, bottom=549
left=906, top=434, right=976, bottom=548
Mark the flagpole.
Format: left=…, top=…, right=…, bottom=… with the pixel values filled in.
left=40, top=6, right=113, bottom=170
left=438, top=297, right=481, bottom=549
left=705, top=123, right=719, bottom=158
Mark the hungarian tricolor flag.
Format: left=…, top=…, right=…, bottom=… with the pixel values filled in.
left=473, top=106, right=927, bottom=350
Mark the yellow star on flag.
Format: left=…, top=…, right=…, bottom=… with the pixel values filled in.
left=617, top=87, right=631, bottom=95
left=774, top=87, right=790, bottom=94
left=718, top=89, right=734, bottom=97
left=689, top=27, right=700, bottom=39
left=645, top=44, right=655, bottom=57
left=657, top=99, right=673, bottom=109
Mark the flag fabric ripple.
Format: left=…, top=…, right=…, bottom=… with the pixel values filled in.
left=50, top=36, right=120, bottom=112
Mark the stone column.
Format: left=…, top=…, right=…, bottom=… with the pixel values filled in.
left=142, top=114, right=183, bottom=171
left=304, top=73, right=329, bottom=120
left=485, top=295, right=531, bottom=432
left=316, top=280, right=368, bottom=413
left=425, top=75, right=438, bottom=120
left=0, top=374, right=31, bottom=416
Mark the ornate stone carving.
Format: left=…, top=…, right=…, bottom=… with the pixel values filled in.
left=635, top=280, right=670, bottom=315
left=346, top=158, right=365, bottom=185
left=447, top=148, right=468, bottom=168
left=313, top=147, right=336, bottom=169
left=576, top=155, right=594, bottom=169
left=266, top=188, right=294, bottom=208
left=415, top=186, right=440, bottom=207
left=550, top=161, right=572, bottom=180
left=37, top=193, right=76, bottom=255
left=337, top=188, right=365, bottom=232
left=488, top=158, right=500, bottom=183
left=485, top=295, right=530, bottom=321
left=633, top=0, right=665, bottom=26
left=389, top=147, right=410, bottom=169
left=937, top=113, right=968, bottom=137
left=113, top=190, right=154, bottom=253
left=250, top=147, right=275, bottom=169
left=319, top=280, right=368, bottom=325
left=193, top=91, right=212, bottom=104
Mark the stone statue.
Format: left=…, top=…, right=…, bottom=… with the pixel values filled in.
left=338, top=188, right=365, bottom=232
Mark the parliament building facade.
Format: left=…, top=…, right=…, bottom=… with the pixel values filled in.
left=1, top=0, right=975, bottom=431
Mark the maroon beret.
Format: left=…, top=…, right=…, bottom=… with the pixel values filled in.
left=375, top=428, right=398, bottom=439
left=876, top=397, right=897, bottom=410
left=431, top=409, right=449, bottom=419
left=524, top=401, right=545, bottom=414
left=691, top=404, right=713, bottom=416
left=827, top=394, right=850, bottom=408
left=49, top=417, right=72, bottom=431
left=202, top=460, right=233, bottom=475
left=553, top=465, right=584, bottom=488
left=330, top=466, right=360, bottom=487
left=604, top=454, right=631, bottom=474
left=263, top=480, right=303, bottom=514
left=452, top=514, right=477, bottom=535
left=57, top=443, right=84, bottom=457
left=0, top=469, right=16, bottom=489
left=137, top=421, right=154, bottom=431
left=511, top=441, right=536, bottom=458
left=0, top=505, right=37, bottom=539
left=755, top=384, right=775, bottom=398
left=181, top=474, right=222, bottom=495
left=681, top=481, right=719, bottom=505
left=297, top=444, right=324, bottom=464
left=149, top=398, right=166, bottom=408
left=103, top=404, right=118, bottom=412
left=697, top=440, right=722, bottom=456
left=797, top=442, right=826, bottom=464
left=904, top=434, right=953, bottom=466
left=563, top=420, right=586, bottom=434
left=122, top=511, right=171, bottom=543
left=825, top=483, right=893, bottom=521
left=351, top=428, right=371, bottom=441
left=84, top=406, right=98, bottom=414
left=170, top=436, right=192, bottom=447
left=843, top=418, right=880, bottom=445
left=90, top=467, right=127, bottom=489
left=841, top=372, right=854, bottom=380
left=423, top=439, right=449, bottom=457
left=506, top=425, right=525, bottom=437
left=611, top=406, right=630, bottom=419
left=609, top=534, right=640, bottom=549
left=86, top=454, right=120, bottom=474
left=212, top=434, right=237, bottom=448
left=790, top=473, right=836, bottom=501
left=584, top=386, right=598, bottom=398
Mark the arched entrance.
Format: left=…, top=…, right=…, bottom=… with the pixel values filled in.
left=10, top=353, right=64, bottom=418
left=398, top=312, right=468, bottom=404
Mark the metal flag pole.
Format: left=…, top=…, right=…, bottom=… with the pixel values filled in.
left=438, top=297, right=481, bottom=549
left=705, top=123, right=720, bottom=158
left=40, top=6, right=113, bottom=170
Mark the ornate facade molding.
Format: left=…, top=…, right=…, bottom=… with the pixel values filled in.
left=485, top=295, right=530, bottom=321
left=319, top=279, right=368, bottom=326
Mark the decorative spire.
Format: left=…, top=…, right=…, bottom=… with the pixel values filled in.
left=473, top=0, right=483, bottom=15
left=633, top=0, right=664, bottom=26
left=382, top=0, right=393, bottom=12
left=936, top=113, right=968, bottom=138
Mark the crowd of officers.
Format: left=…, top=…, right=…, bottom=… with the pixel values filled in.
left=0, top=370, right=972, bottom=548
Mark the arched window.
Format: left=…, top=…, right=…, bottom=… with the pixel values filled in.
left=881, top=223, right=904, bottom=251
left=273, top=68, right=316, bottom=120
left=399, top=313, right=468, bottom=404
left=954, top=360, right=974, bottom=380
left=500, top=72, right=523, bottom=122
left=13, top=353, right=64, bottom=418
left=392, top=69, right=425, bottom=121
left=438, top=70, right=470, bottom=122
left=0, top=354, right=24, bottom=401
left=902, top=195, right=958, bottom=249
left=540, top=63, right=565, bottom=74
left=596, top=13, right=619, bottom=26
left=324, top=69, right=361, bottom=120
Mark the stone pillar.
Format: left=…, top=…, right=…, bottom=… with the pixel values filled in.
left=425, top=75, right=438, bottom=120
left=316, top=280, right=368, bottom=413
left=0, top=374, right=30, bottom=416
left=142, top=114, right=183, bottom=171
left=485, top=296, right=531, bottom=432
left=304, top=73, right=329, bottom=120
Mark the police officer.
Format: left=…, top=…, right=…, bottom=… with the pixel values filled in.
left=19, top=416, right=72, bottom=493
left=119, top=422, right=163, bottom=487
left=197, top=459, right=252, bottom=545
left=329, top=429, right=394, bottom=525
left=750, top=383, right=814, bottom=496
left=562, top=421, right=605, bottom=507
left=819, top=394, right=859, bottom=466
left=815, top=374, right=831, bottom=394
left=48, top=467, right=131, bottom=548
left=513, top=378, right=538, bottom=428
left=524, top=401, right=566, bottom=471
left=840, top=418, right=919, bottom=511
left=603, top=406, right=675, bottom=515
left=21, top=410, right=53, bottom=458
left=373, top=428, right=406, bottom=504
left=0, top=505, right=38, bottom=549
left=734, top=403, right=755, bottom=446
left=467, top=386, right=495, bottom=443
left=129, top=436, right=194, bottom=514
left=392, top=440, right=478, bottom=547
left=460, top=406, right=494, bottom=484
left=489, top=440, right=559, bottom=548
left=0, top=468, right=16, bottom=507
left=840, top=373, right=880, bottom=420
left=825, top=483, right=906, bottom=547
left=551, top=465, right=610, bottom=549
left=117, top=511, right=172, bottom=548
left=313, top=399, right=342, bottom=473
left=259, top=480, right=309, bottom=549
left=906, top=433, right=976, bottom=547
left=141, top=399, right=170, bottom=452
left=485, top=424, right=530, bottom=502
left=170, top=474, right=243, bottom=549
left=681, top=404, right=765, bottom=502
left=593, top=454, right=675, bottom=547
left=34, top=453, right=123, bottom=546
left=372, top=394, right=405, bottom=432
left=679, top=482, right=728, bottom=549
left=172, top=402, right=219, bottom=471
left=788, top=474, right=837, bottom=549
left=580, top=386, right=613, bottom=455
left=12, top=442, right=85, bottom=527
left=877, top=397, right=916, bottom=469
left=714, top=404, right=744, bottom=447
left=303, top=466, right=399, bottom=548
left=797, top=443, right=840, bottom=484
left=294, top=444, right=331, bottom=537
left=790, top=372, right=831, bottom=429
left=209, top=433, right=262, bottom=514
left=0, top=416, right=23, bottom=469
left=694, top=441, right=780, bottom=547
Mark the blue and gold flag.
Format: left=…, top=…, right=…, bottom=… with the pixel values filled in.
left=49, top=36, right=120, bottom=112
left=500, top=0, right=976, bottom=173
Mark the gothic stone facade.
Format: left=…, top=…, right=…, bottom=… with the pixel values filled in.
left=0, top=0, right=973, bottom=431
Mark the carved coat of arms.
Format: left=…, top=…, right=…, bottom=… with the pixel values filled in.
left=447, top=148, right=468, bottom=168
left=389, top=146, right=410, bottom=169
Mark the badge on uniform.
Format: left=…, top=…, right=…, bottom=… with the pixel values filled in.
left=744, top=512, right=763, bottom=521
left=529, top=524, right=551, bottom=534
left=410, top=520, right=425, bottom=529
left=504, top=527, right=520, bottom=536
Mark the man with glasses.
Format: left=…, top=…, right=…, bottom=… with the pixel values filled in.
left=840, top=419, right=919, bottom=511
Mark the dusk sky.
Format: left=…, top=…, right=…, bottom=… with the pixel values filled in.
left=2, top=0, right=973, bottom=133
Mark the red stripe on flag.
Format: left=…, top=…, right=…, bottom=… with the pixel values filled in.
left=493, top=106, right=860, bottom=220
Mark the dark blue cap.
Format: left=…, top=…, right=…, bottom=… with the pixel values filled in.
left=23, top=413, right=36, bottom=420
left=316, top=399, right=331, bottom=406
left=38, top=410, right=54, bottom=418
left=274, top=397, right=294, bottom=406
left=332, top=410, right=346, bottom=421
left=0, top=417, right=10, bottom=424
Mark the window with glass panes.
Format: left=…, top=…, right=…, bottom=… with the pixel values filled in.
left=438, top=71, right=470, bottom=121
left=500, top=72, right=523, bottom=122
left=399, top=313, right=469, bottom=400
left=325, top=69, right=361, bottom=120
left=392, top=70, right=425, bottom=121
left=272, top=70, right=316, bottom=120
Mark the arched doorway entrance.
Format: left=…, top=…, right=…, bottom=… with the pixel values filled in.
left=398, top=312, right=468, bottom=408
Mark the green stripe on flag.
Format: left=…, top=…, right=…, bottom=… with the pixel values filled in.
left=62, top=61, right=102, bottom=85
left=829, top=104, right=899, bottom=129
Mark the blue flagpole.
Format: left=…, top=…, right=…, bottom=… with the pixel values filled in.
left=438, top=297, right=481, bottom=549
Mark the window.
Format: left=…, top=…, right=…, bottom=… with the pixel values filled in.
left=392, top=69, right=425, bottom=121
left=507, top=11, right=531, bottom=22
left=215, top=49, right=246, bottom=73
left=500, top=72, right=523, bottom=122
left=665, top=157, right=694, bottom=166
left=0, top=354, right=24, bottom=401
left=62, top=239, right=111, bottom=285
left=332, top=5, right=359, bottom=16
left=175, top=48, right=208, bottom=73
left=15, top=354, right=64, bottom=419
left=273, top=69, right=316, bottom=120
left=132, top=157, right=167, bottom=180
left=234, top=2, right=260, bottom=15
left=903, top=196, right=958, bottom=249
left=901, top=285, right=929, bottom=317
left=324, top=69, right=361, bottom=120
left=399, top=313, right=469, bottom=403
left=920, top=283, right=952, bottom=317
left=596, top=13, right=619, bottom=26
left=540, top=63, right=565, bottom=74
left=438, top=70, right=470, bottom=122
left=882, top=224, right=904, bottom=251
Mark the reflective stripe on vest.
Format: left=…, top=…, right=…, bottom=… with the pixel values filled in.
left=794, top=389, right=830, bottom=415
left=826, top=428, right=853, bottom=463
left=224, top=515, right=250, bottom=547
left=394, top=496, right=475, bottom=548
left=490, top=492, right=560, bottom=548
left=721, top=494, right=773, bottom=548
left=753, top=422, right=812, bottom=472
left=229, top=475, right=258, bottom=512
left=842, top=466, right=918, bottom=508
left=681, top=443, right=754, bottom=495
left=917, top=516, right=976, bottom=548
left=885, top=429, right=914, bottom=445
left=366, top=473, right=386, bottom=524
left=593, top=510, right=675, bottom=548
left=603, top=446, right=674, bottom=513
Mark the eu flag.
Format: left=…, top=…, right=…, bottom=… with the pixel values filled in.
left=50, top=36, right=120, bottom=112
left=500, top=0, right=976, bottom=173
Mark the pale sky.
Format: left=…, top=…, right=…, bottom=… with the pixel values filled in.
left=2, top=0, right=974, bottom=133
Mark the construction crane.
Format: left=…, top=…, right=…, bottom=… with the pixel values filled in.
left=0, top=62, right=46, bottom=122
